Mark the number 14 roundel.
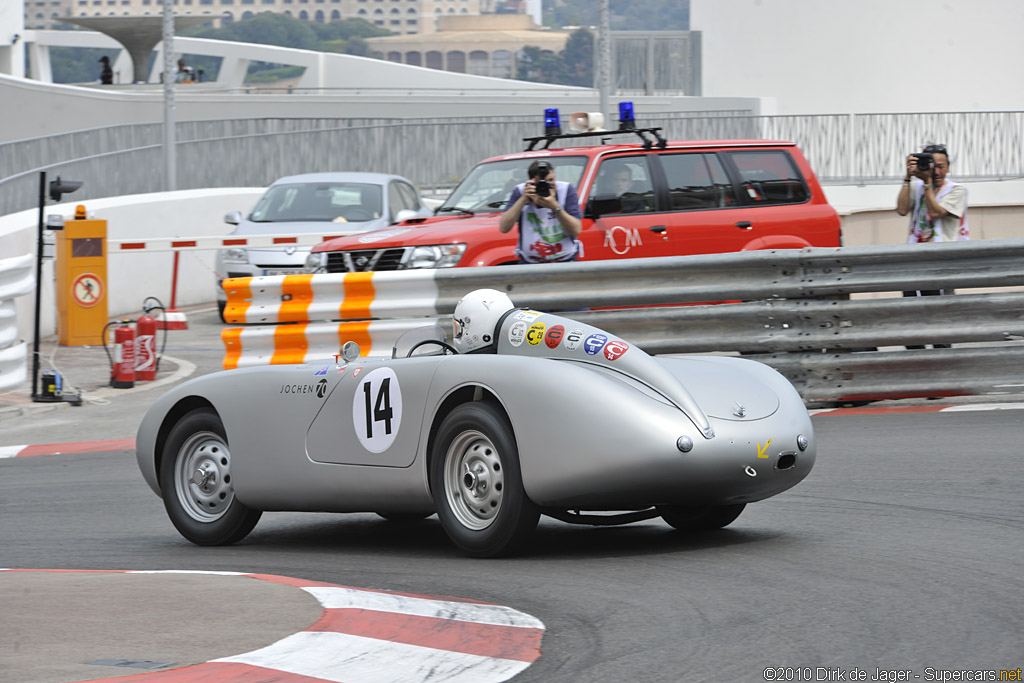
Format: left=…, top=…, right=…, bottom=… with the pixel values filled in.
left=352, top=367, right=403, bottom=453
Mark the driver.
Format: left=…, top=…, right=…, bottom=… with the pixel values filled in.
left=452, top=289, right=515, bottom=354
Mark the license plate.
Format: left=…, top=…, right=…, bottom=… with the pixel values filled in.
left=262, top=269, right=297, bottom=276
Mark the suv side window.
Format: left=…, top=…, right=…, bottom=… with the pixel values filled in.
left=390, top=180, right=421, bottom=216
left=588, top=156, right=657, bottom=214
left=725, top=150, right=809, bottom=205
left=659, top=153, right=737, bottom=210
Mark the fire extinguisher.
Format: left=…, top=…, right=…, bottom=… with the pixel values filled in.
left=134, top=311, right=157, bottom=381
left=108, top=320, right=136, bottom=388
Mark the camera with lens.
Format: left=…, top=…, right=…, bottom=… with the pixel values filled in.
left=531, top=162, right=552, bottom=197
left=912, top=152, right=933, bottom=172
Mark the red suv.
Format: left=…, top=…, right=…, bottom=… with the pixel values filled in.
left=304, top=125, right=840, bottom=273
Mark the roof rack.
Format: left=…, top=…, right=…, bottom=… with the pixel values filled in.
left=522, top=127, right=668, bottom=151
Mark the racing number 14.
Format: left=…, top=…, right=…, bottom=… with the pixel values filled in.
left=363, top=377, right=394, bottom=438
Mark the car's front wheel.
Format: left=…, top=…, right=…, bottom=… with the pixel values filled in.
left=656, top=503, right=746, bottom=533
left=159, top=408, right=261, bottom=546
left=430, top=402, right=539, bottom=557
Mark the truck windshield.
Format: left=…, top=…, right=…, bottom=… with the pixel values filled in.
left=439, top=156, right=588, bottom=214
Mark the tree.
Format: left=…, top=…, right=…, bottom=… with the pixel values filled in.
left=516, top=29, right=593, bottom=87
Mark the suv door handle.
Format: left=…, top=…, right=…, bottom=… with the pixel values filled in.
left=735, top=221, right=752, bottom=229
left=649, top=225, right=667, bottom=233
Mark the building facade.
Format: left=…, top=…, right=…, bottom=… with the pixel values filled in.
left=24, top=0, right=483, bottom=33
left=366, top=13, right=567, bottom=78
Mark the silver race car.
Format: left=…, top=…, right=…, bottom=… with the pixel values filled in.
left=136, top=289, right=816, bottom=557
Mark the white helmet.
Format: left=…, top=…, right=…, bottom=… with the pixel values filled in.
left=452, top=289, right=514, bottom=353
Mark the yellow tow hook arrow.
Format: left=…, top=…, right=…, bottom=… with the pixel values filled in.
left=757, top=438, right=772, bottom=459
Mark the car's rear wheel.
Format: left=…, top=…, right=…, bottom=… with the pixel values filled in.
left=657, top=503, right=746, bottom=533
left=430, top=402, right=539, bottom=557
left=159, top=408, right=261, bottom=546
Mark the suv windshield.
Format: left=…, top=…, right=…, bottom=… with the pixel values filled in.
left=439, top=156, right=587, bottom=214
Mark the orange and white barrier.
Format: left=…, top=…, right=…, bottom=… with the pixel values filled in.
left=222, top=317, right=447, bottom=369
left=222, top=271, right=443, bottom=325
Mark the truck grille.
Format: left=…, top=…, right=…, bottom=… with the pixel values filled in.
left=324, top=248, right=408, bottom=273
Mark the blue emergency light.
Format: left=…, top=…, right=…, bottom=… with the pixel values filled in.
left=618, top=101, right=636, bottom=130
left=544, top=108, right=562, bottom=136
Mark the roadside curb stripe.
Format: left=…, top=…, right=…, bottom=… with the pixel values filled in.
left=0, top=569, right=544, bottom=683
left=809, top=402, right=1024, bottom=416
left=0, top=438, right=135, bottom=458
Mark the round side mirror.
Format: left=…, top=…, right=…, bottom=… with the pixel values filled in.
left=340, top=340, right=361, bottom=362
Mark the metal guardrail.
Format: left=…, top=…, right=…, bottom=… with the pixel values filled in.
left=0, top=254, right=35, bottom=392
left=3, top=110, right=1023, bottom=216
left=222, top=240, right=1024, bottom=404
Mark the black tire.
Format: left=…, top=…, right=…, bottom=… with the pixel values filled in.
left=656, top=503, right=746, bottom=533
left=159, top=408, right=261, bottom=546
left=430, top=402, right=539, bottom=557
left=217, top=300, right=227, bottom=324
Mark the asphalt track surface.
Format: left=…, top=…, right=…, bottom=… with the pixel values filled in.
left=1, top=305, right=1022, bottom=682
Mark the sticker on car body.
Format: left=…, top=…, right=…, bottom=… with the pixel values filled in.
left=583, top=333, right=608, bottom=355
left=508, top=321, right=527, bottom=347
left=545, top=325, right=565, bottom=349
left=603, top=340, right=629, bottom=361
left=564, top=328, right=584, bottom=351
left=527, top=322, right=546, bottom=346
left=352, top=367, right=403, bottom=453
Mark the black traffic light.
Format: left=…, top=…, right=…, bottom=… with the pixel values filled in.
left=49, top=176, right=82, bottom=202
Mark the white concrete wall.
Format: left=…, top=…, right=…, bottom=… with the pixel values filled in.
left=691, top=0, right=1024, bottom=114
left=0, top=188, right=265, bottom=345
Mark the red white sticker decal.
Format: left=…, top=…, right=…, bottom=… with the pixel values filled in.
left=336, top=365, right=348, bottom=376
left=508, top=321, right=527, bottom=347
left=352, top=366, right=364, bottom=378
left=544, top=325, right=565, bottom=349
left=527, top=322, right=546, bottom=346
left=603, top=340, right=630, bottom=361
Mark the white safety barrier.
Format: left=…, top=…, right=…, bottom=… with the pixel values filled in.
left=0, top=253, right=35, bottom=391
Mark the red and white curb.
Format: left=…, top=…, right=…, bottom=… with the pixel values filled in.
left=809, top=401, right=1024, bottom=416
left=0, top=569, right=544, bottom=683
left=0, top=438, right=135, bottom=458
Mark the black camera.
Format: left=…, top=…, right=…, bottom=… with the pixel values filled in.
left=531, top=162, right=552, bottom=197
left=912, top=152, right=933, bottom=172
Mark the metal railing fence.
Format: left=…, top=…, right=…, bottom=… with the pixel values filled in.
left=3, top=110, right=1023, bottom=216
left=223, top=240, right=1024, bottom=404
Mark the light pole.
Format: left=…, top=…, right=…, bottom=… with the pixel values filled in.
left=32, top=171, right=82, bottom=404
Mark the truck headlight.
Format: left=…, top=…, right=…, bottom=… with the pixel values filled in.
left=408, top=244, right=466, bottom=269
left=222, top=248, right=249, bottom=264
left=304, top=251, right=325, bottom=273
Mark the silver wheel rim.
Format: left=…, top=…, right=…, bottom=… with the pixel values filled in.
left=443, top=429, right=504, bottom=531
left=173, top=430, right=234, bottom=522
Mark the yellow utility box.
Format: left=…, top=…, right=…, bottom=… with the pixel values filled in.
left=56, top=212, right=108, bottom=346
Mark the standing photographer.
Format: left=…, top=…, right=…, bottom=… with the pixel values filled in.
left=896, top=144, right=969, bottom=244
left=499, top=160, right=582, bottom=264
left=896, top=144, right=969, bottom=349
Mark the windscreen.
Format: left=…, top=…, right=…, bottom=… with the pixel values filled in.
left=250, top=182, right=384, bottom=223
left=439, top=156, right=587, bottom=214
